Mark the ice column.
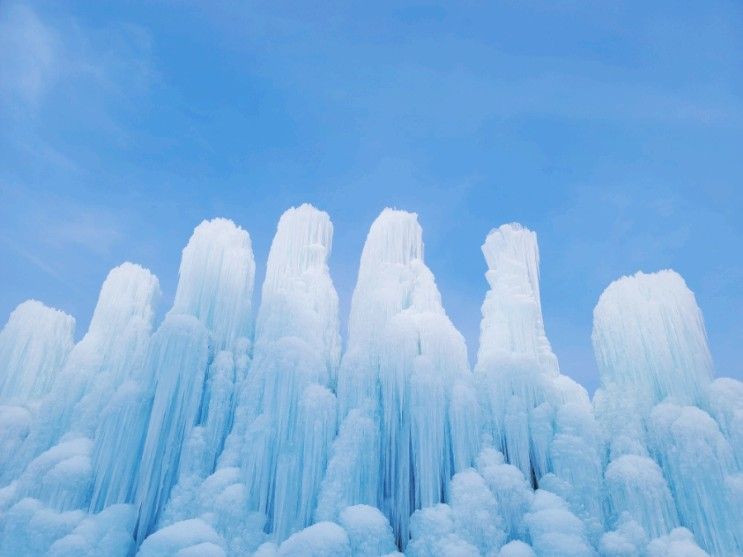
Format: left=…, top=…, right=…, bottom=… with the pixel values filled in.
left=324, top=208, right=478, bottom=545
left=474, top=224, right=603, bottom=539
left=0, top=301, right=75, bottom=484
left=77, top=264, right=162, bottom=512
left=593, top=270, right=742, bottom=554
left=231, top=205, right=340, bottom=541
left=475, top=223, right=558, bottom=480
left=133, top=218, right=255, bottom=542
left=593, top=271, right=712, bottom=421
left=69, top=263, right=161, bottom=435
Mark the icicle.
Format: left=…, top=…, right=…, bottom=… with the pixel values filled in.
left=134, top=314, right=210, bottom=543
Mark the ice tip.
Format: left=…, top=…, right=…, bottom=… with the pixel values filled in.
left=376, top=206, right=419, bottom=223
left=481, top=222, right=539, bottom=272
left=360, top=207, right=424, bottom=265
left=368, top=207, right=422, bottom=238
left=189, top=217, right=251, bottom=243
left=104, top=261, right=159, bottom=283
left=593, top=269, right=697, bottom=323
left=483, top=222, right=536, bottom=245
left=183, top=217, right=253, bottom=254
left=286, top=202, right=323, bottom=214
left=597, top=269, right=688, bottom=302
left=278, top=203, right=332, bottom=226
left=5, top=299, right=76, bottom=326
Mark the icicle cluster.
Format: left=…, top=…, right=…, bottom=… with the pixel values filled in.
left=0, top=205, right=740, bottom=557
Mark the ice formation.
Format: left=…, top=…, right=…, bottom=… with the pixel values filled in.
left=475, top=224, right=604, bottom=540
left=0, top=205, right=740, bottom=557
left=321, top=209, right=478, bottom=547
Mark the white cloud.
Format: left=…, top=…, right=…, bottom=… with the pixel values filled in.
left=0, top=3, right=58, bottom=109
left=0, top=1, right=156, bottom=146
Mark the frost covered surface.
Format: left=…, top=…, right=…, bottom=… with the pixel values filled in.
left=593, top=270, right=742, bottom=555
left=1, top=207, right=741, bottom=556
left=324, top=209, right=478, bottom=546
left=475, top=224, right=603, bottom=541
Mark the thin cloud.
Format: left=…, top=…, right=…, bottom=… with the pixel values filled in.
left=0, top=3, right=58, bottom=110
left=0, top=1, right=157, bottom=169
left=0, top=235, right=63, bottom=281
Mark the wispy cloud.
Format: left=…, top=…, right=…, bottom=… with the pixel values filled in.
left=0, top=235, right=63, bottom=281
left=0, top=1, right=156, bottom=168
left=0, top=3, right=57, bottom=110
left=43, top=204, right=125, bottom=257
left=0, top=3, right=73, bottom=171
left=0, top=183, right=127, bottom=259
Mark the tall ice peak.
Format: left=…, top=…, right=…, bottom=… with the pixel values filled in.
left=262, top=204, right=334, bottom=293
left=481, top=223, right=541, bottom=308
left=358, top=208, right=423, bottom=274
left=171, top=217, right=255, bottom=350
left=87, top=262, right=160, bottom=341
left=476, top=222, right=556, bottom=375
left=0, top=300, right=76, bottom=402
left=592, top=269, right=713, bottom=407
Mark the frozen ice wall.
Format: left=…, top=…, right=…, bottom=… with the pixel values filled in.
left=323, top=208, right=478, bottom=545
left=139, top=205, right=340, bottom=555
left=1, top=263, right=160, bottom=483
left=593, top=270, right=743, bottom=555
left=0, top=263, right=160, bottom=557
left=1, top=207, right=742, bottom=557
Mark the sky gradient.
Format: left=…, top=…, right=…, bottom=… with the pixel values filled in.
left=1, top=1, right=741, bottom=392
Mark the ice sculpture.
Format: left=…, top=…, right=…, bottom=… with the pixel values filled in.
left=0, top=262, right=160, bottom=557
left=593, top=270, right=743, bottom=555
left=226, top=204, right=340, bottom=540
left=322, top=209, right=478, bottom=545
left=0, top=207, right=741, bottom=557
left=475, top=224, right=603, bottom=539
left=134, top=218, right=255, bottom=542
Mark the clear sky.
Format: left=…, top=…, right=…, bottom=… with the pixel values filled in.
left=1, top=1, right=741, bottom=392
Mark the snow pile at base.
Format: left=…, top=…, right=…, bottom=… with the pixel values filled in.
left=1, top=206, right=741, bottom=556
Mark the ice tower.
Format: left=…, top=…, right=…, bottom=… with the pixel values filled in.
left=475, top=224, right=604, bottom=539
left=229, top=204, right=341, bottom=540
left=321, top=208, right=478, bottom=545
left=593, top=270, right=743, bottom=555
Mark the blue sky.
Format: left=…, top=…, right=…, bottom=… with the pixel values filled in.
left=1, top=1, right=741, bottom=392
